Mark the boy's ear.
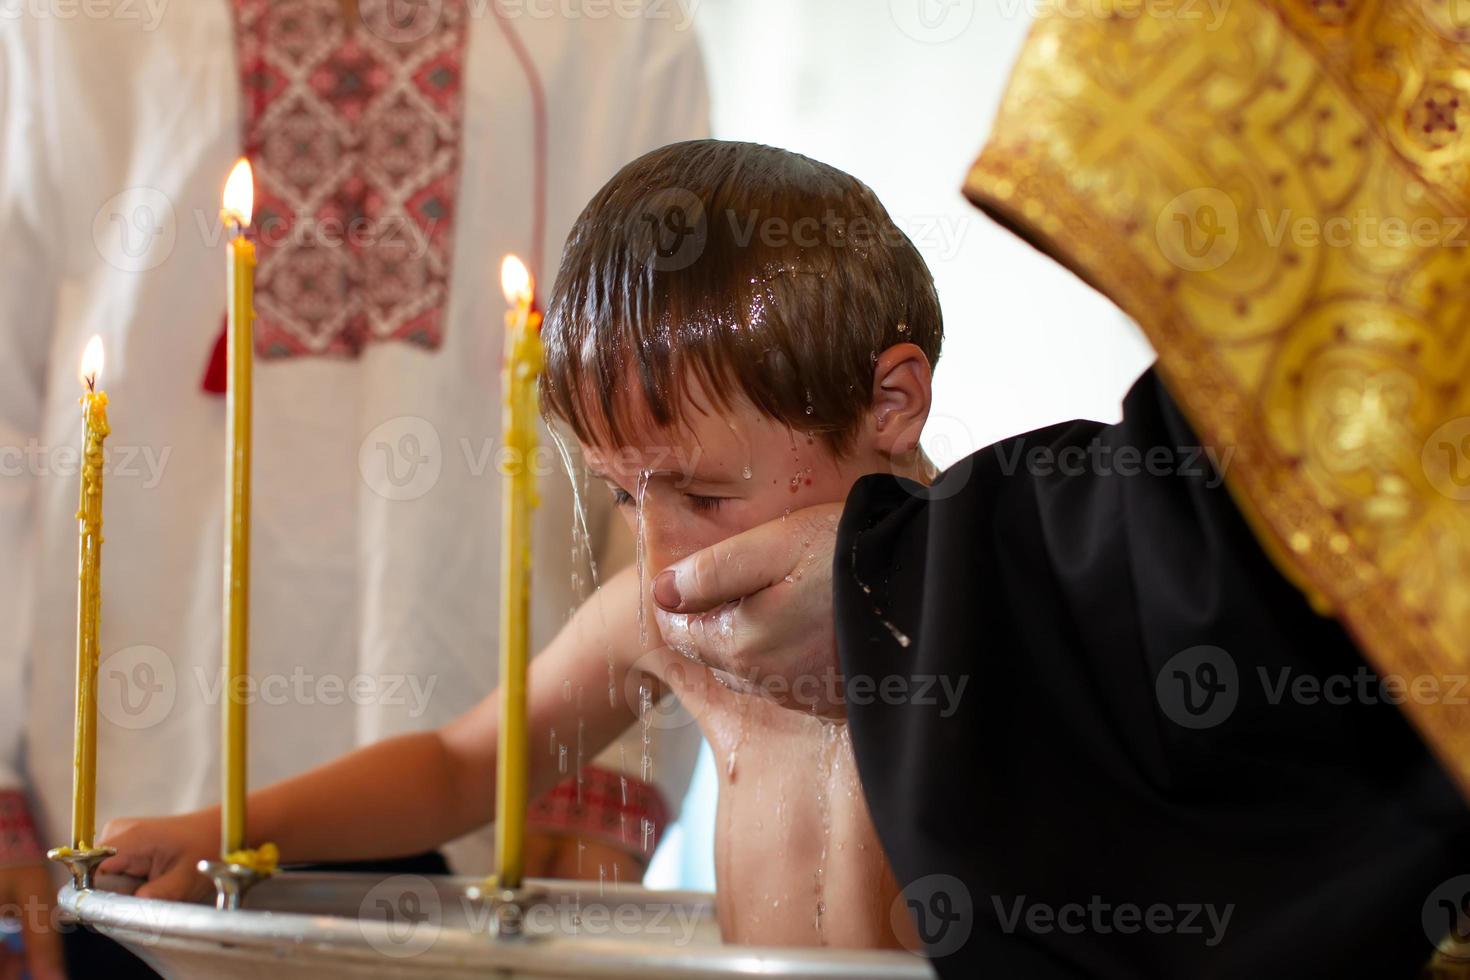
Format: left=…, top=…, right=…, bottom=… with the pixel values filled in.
left=869, top=343, right=933, bottom=461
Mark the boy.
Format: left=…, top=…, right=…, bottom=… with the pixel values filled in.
left=100, top=140, right=942, bottom=950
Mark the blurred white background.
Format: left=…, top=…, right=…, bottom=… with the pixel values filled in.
left=648, top=0, right=1156, bottom=890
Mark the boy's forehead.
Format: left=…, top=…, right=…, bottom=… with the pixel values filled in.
left=580, top=425, right=713, bottom=480
left=578, top=372, right=754, bottom=477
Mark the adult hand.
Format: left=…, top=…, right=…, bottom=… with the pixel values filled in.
left=651, top=503, right=846, bottom=716
left=0, top=862, right=64, bottom=980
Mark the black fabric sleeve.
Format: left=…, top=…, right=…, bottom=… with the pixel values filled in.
left=836, top=368, right=1470, bottom=979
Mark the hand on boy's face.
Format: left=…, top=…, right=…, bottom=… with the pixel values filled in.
left=580, top=389, right=879, bottom=716
left=650, top=503, right=846, bottom=717
left=583, top=397, right=874, bottom=578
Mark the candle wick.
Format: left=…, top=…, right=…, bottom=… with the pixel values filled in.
left=85, top=374, right=95, bottom=393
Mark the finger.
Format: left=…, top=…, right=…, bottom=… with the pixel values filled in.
left=655, top=504, right=838, bottom=613
left=134, top=861, right=201, bottom=903
left=99, top=849, right=147, bottom=878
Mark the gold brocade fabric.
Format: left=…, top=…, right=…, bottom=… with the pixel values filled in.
left=966, top=0, right=1470, bottom=797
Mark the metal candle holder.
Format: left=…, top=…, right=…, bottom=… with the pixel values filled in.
left=197, top=859, right=272, bottom=911
left=463, top=881, right=548, bottom=940
left=48, top=845, right=116, bottom=892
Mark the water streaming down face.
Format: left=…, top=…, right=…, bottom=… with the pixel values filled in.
left=634, top=469, right=653, bottom=647
left=549, top=427, right=601, bottom=599
left=549, top=426, right=624, bottom=712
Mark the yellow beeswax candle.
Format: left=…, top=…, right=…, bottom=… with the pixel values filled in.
left=492, top=254, right=543, bottom=892
left=220, top=158, right=257, bottom=860
left=72, top=336, right=109, bottom=850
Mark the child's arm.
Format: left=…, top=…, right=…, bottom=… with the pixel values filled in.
left=98, top=565, right=652, bottom=900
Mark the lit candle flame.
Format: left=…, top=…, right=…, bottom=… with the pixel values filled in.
left=79, top=336, right=104, bottom=391
left=501, top=254, right=533, bottom=306
left=222, top=158, right=254, bottom=229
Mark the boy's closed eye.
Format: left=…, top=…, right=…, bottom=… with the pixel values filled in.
left=607, top=484, right=729, bottom=514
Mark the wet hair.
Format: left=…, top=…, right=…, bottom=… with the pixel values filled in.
left=540, top=139, right=943, bottom=454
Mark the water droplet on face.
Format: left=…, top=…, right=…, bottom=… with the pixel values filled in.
left=804, top=405, right=814, bottom=416
left=558, top=744, right=568, bottom=774
left=742, top=464, right=753, bottom=480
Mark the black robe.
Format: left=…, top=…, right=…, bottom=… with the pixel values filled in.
left=836, top=369, right=1470, bottom=978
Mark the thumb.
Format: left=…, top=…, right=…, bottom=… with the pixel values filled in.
left=654, top=503, right=840, bottom=613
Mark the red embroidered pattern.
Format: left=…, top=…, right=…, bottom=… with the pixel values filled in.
left=0, top=789, right=42, bottom=867
left=528, top=765, right=671, bottom=861
left=229, top=0, right=468, bottom=358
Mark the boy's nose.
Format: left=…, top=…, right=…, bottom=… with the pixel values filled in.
left=636, top=494, right=691, bottom=575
